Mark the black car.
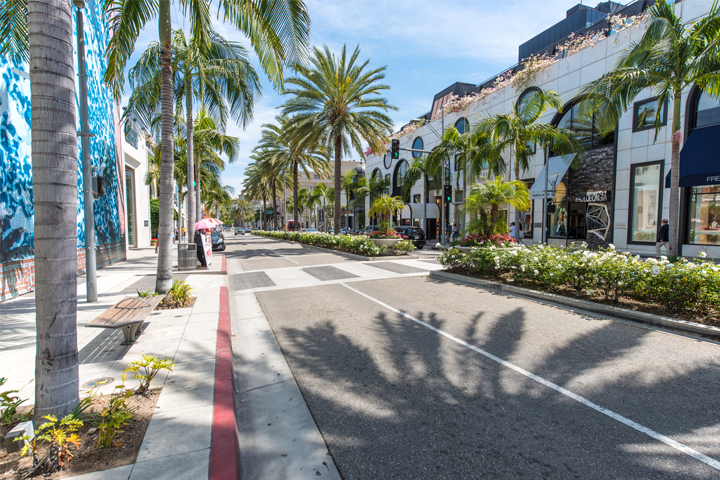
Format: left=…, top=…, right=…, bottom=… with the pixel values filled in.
left=211, top=230, right=226, bottom=251
left=395, top=226, right=426, bottom=248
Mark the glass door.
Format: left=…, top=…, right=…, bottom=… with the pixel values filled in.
left=125, top=168, right=136, bottom=247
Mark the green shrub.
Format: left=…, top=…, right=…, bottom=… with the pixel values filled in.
left=1, top=377, right=31, bottom=426
left=253, top=230, right=385, bottom=256
left=438, top=243, right=720, bottom=315
left=393, top=240, right=416, bottom=253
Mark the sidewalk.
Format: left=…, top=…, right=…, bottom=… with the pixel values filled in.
left=0, top=248, right=231, bottom=480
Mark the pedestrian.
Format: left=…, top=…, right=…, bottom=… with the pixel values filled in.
left=452, top=223, right=459, bottom=240
left=445, top=223, right=452, bottom=240
left=509, top=222, right=516, bottom=238
left=656, top=219, right=669, bottom=256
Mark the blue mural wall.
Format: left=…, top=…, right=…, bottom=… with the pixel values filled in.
left=0, top=0, right=125, bottom=301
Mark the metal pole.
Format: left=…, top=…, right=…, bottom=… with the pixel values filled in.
left=441, top=110, right=446, bottom=246
left=75, top=0, right=97, bottom=302
left=542, top=146, right=548, bottom=245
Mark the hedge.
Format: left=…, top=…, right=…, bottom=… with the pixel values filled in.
left=253, top=230, right=415, bottom=257
left=439, top=243, right=720, bottom=318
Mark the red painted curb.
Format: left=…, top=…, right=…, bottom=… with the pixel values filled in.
left=210, top=287, right=238, bottom=479
left=221, top=254, right=227, bottom=273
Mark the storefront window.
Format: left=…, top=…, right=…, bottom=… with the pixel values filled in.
left=688, top=185, right=720, bottom=245
left=630, top=163, right=662, bottom=243
left=548, top=181, right=567, bottom=238
left=520, top=179, right=534, bottom=239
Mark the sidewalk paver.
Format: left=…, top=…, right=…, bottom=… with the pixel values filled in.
left=0, top=247, right=228, bottom=480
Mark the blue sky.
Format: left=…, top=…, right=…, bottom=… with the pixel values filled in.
left=123, top=0, right=592, bottom=195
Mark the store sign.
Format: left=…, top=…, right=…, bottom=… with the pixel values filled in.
left=575, top=190, right=611, bottom=203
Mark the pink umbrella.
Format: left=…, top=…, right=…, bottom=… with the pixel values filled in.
left=195, top=218, right=218, bottom=230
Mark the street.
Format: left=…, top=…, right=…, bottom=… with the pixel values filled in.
left=226, top=234, right=720, bottom=479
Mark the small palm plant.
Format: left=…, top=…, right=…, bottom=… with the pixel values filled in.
left=368, top=195, right=405, bottom=237
left=462, top=177, right=530, bottom=236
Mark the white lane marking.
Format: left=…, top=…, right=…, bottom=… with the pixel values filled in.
left=341, top=283, right=720, bottom=472
left=261, top=246, right=299, bottom=264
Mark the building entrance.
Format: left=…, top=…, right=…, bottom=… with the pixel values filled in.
left=567, top=202, right=586, bottom=240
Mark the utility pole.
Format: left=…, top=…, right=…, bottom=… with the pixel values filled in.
left=75, top=0, right=97, bottom=302
left=441, top=109, right=446, bottom=246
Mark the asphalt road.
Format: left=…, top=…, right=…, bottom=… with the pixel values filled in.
left=227, top=233, right=720, bottom=479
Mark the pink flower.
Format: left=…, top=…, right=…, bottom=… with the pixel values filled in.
left=673, top=130, right=683, bottom=144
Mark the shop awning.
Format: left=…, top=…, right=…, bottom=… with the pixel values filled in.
left=529, top=154, right=576, bottom=199
left=677, top=125, right=720, bottom=187
left=400, top=205, right=413, bottom=219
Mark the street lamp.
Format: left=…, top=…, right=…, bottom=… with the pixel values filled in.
left=75, top=0, right=97, bottom=302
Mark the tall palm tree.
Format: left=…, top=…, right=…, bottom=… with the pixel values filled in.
left=124, top=28, right=260, bottom=245
left=20, top=0, right=80, bottom=424
left=282, top=44, right=396, bottom=233
left=243, top=162, right=272, bottom=229
left=104, top=0, right=310, bottom=293
left=463, top=177, right=531, bottom=236
left=474, top=90, right=583, bottom=240
left=355, top=173, right=390, bottom=225
left=340, top=169, right=358, bottom=230
left=400, top=156, right=443, bottom=226
left=580, top=0, right=720, bottom=255
left=254, top=115, right=331, bottom=227
left=312, top=183, right=334, bottom=231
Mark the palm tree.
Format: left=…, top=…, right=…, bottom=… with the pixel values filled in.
left=281, top=44, right=396, bottom=233
left=124, top=28, right=260, bottom=245
left=312, top=183, right=334, bottom=231
left=367, top=195, right=405, bottom=233
left=474, top=90, right=583, bottom=240
left=340, top=169, right=358, bottom=230
left=254, top=115, right=331, bottom=227
left=580, top=0, right=720, bottom=255
left=104, top=0, right=310, bottom=293
left=243, top=162, right=272, bottom=229
left=14, top=0, right=80, bottom=424
left=463, top=177, right=530, bottom=236
left=355, top=173, right=390, bottom=225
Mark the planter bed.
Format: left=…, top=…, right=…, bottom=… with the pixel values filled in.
left=252, top=231, right=415, bottom=258
left=435, top=266, right=719, bottom=328
left=0, top=389, right=161, bottom=480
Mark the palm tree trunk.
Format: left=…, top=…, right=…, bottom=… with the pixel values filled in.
left=262, top=197, right=267, bottom=229
left=293, top=161, right=299, bottom=226
left=272, top=179, right=278, bottom=229
left=186, top=78, right=195, bottom=243
left=178, top=184, right=182, bottom=241
left=334, top=135, right=342, bottom=232
left=155, top=0, right=174, bottom=294
left=669, top=92, right=682, bottom=256
left=514, top=158, right=521, bottom=242
left=195, top=167, right=201, bottom=220
left=30, top=0, right=79, bottom=423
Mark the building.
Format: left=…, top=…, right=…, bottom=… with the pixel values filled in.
left=122, top=124, right=153, bottom=248
left=365, top=0, right=719, bottom=257
left=0, top=0, right=126, bottom=301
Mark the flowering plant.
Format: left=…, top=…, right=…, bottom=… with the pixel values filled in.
left=369, top=229, right=401, bottom=240
left=455, top=233, right=516, bottom=247
left=438, top=242, right=720, bottom=317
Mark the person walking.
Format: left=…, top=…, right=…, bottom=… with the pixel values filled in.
left=656, top=219, right=669, bottom=256
left=509, top=222, right=516, bottom=238
left=445, top=223, right=453, bottom=243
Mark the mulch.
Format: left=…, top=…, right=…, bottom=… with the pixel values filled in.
left=0, top=389, right=161, bottom=479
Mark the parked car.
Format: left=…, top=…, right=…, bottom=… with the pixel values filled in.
left=211, top=230, right=226, bottom=251
left=395, top=226, right=427, bottom=248
left=245, top=228, right=252, bottom=233
left=235, top=227, right=244, bottom=235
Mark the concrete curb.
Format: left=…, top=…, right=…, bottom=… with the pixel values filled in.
left=429, top=270, right=720, bottom=341
left=252, top=234, right=419, bottom=261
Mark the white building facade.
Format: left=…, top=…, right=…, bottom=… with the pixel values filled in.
left=365, top=0, right=719, bottom=257
left=122, top=125, right=152, bottom=248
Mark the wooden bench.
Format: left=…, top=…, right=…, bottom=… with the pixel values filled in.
left=87, top=296, right=164, bottom=344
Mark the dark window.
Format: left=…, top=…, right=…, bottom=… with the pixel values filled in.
left=695, top=91, right=720, bottom=128
left=455, top=118, right=469, bottom=135
left=633, top=97, right=668, bottom=132
left=126, top=128, right=138, bottom=149
left=628, top=161, right=664, bottom=244
left=412, top=137, right=424, bottom=158
left=394, top=160, right=408, bottom=189
left=553, top=101, right=614, bottom=152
